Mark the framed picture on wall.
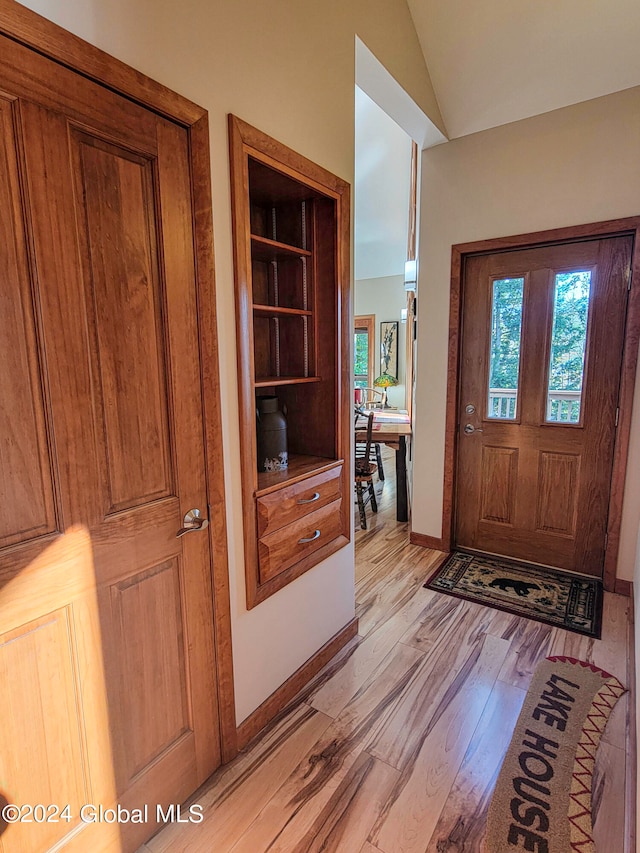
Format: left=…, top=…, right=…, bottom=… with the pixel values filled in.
left=380, top=321, right=398, bottom=379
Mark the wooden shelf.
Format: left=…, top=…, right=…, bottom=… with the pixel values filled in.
left=254, top=375, right=320, bottom=388
left=253, top=304, right=313, bottom=318
left=229, top=114, right=350, bottom=609
left=256, top=456, right=342, bottom=496
left=251, top=234, right=311, bottom=261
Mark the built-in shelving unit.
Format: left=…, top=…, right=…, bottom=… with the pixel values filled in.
left=229, top=115, right=351, bottom=608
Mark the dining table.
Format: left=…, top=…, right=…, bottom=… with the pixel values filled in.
left=355, top=409, right=412, bottom=522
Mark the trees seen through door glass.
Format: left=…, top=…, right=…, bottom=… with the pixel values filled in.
left=546, top=271, right=591, bottom=424
left=487, top=277, right=524, bottom=419
left=486, top=271, right=592, bottom=424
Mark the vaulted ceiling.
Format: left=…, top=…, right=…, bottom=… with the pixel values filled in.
left=407, top=0, right=640, bottom=138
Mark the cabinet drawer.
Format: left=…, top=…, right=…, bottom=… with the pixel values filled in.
left=258, top=498, right=343, bottom=584
left=256, top=465, right=342, bottom=537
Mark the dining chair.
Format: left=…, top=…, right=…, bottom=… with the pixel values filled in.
left=354, top=410, right=378, bottom=529
left=354, top=393, right=385, bottom=480
left=361, top=387, right=384, bottom=409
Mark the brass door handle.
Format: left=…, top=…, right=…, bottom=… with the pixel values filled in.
left=177, top=508, right=209, bottom=537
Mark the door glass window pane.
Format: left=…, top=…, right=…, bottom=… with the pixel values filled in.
left=488, top=277, right=525, bottom=419
left=546, top=271, right=591, bottom=423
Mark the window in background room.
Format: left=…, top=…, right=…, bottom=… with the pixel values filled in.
left=354, top=314, right=375, bottom=389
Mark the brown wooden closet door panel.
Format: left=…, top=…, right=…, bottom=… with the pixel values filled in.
left=0, top=98, right=57, bottom=549
left=0, top=43, right=220, bottom=853
left=72, top=131, right=175, bottom=514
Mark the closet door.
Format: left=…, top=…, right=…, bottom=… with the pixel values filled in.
left=0, top=34, right=220, bottom=853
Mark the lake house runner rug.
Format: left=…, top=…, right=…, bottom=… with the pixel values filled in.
left=484, top=656, right=625, bottom=853
left=424, top=551, right=602, bottom=638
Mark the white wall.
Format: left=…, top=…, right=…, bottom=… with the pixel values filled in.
left=407, top=0, right=640, bottom=139
left=15, top=0, right=442, bottom=723
left=412, top=85, right=640, bottom=582
left=355, top=275, right=407, bottom=408
left=355, top=88, right=413, bottom=280
left=354, top=84, right=413, bottom=411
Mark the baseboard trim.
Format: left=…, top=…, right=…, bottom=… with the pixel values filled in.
left=615, top=578, right=633, bottom=597
left=236, top=617, right=359, bottom=751
left=410, top=531, right=446, bottom=551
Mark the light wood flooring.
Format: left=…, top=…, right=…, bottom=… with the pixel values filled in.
left=142, top=449, right=632, bottom=853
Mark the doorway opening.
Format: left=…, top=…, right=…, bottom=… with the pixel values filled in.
left=354, top=314, right=376, bottom=391
left=353, top=38, right=446, bottom=548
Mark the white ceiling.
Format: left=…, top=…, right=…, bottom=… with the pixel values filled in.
left=354, top=1, right=640, bottom=278
left=407, top=0, right=640, bottom=139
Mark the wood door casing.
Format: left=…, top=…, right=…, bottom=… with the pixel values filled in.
left=354, top=314, right=376, bottom=389
left=0, top=31, right=223, bottom=853
left=455, top=237, right=632, bottom=576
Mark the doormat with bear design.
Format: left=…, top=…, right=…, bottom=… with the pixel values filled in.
left=424, top=551, right=602, bottom=638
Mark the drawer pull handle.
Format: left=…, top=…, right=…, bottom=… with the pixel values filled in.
left=299, top=529, right=321, bottom=544
left=297, top=492, right=320, bottom=505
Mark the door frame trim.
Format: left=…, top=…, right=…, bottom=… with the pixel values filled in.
left=354, top=314, right=376, bottom=388
left=0, top=0, right=238, bottom=758
left=442, top=217, right=640, bottom=593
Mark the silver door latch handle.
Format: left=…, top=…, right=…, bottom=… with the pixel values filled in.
left=463, top=423, right=484, bottom=435
left=177, top=508, right=209, bottom=537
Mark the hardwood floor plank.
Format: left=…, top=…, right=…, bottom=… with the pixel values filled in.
left=146, top=703, right=331, bottom=853
left=399, top=591, right=464, bottom=652
left=546, top=624, right=594, bottom=662
left=425, top=680, right=525, bottom=853
left=484, top=606, right=525, bottom=639
left=592, top=741, right=626, bottom=853
left=280, top=633, right=364, bottom=712
left=355, top=520, right=408, bottom=585
left=229, top=642, right=424, bottom=853
left=309, top=586, right=435, bottom=718
left=356, top=547, right=443, bottom=639
left=496, top=618, right=556, bottom=689
left=287, top=751, right=399, bottom=853
left=369, top=632, right=510, bottom=852
left=592, top=592, right=630, bottom=682
left=360, top=843, right=385, bottom=853
left=366, top=605, right=504, bottom=770
left=143, top=483, right=632, bottom=853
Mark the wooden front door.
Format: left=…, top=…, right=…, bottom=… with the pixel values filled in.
left=0, top=32, right=221, bottom=853
left=455, top=236, right=632, bottom=576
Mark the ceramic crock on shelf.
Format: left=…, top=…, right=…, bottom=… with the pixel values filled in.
left=256, top=395, right=288, bottom=472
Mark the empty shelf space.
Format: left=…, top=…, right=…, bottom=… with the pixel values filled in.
left=251, top=234, right=312, bottom=261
